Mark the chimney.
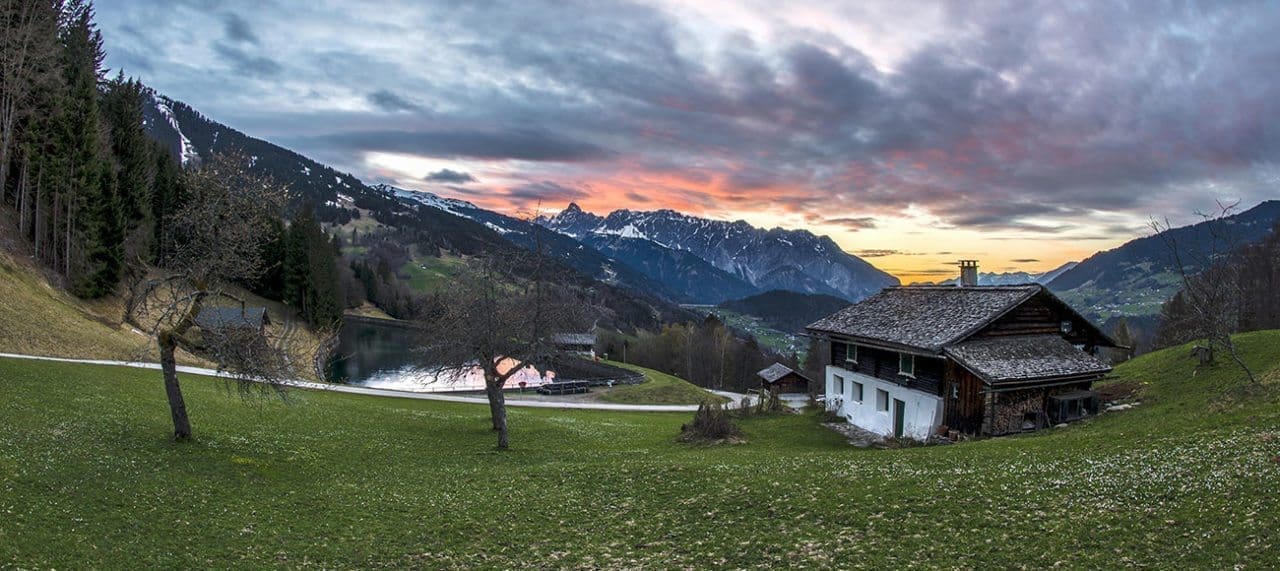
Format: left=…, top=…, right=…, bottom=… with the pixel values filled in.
left=958, top=260, right=979, bottom=287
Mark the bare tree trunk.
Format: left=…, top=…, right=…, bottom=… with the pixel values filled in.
left=0, top=100, right=13, bottom=202
left=51, top=191, right=58, bottom=268
left=158, top=330, right=194, bottom=441
left=17, top=158, right=27, bottom=237
left=33, top=176, right=41, bottom=258
left=484, top=378, right=509, bottom=449
left=1222, top=334, right=1257, bottom=383
left=65, top=198, right=72, bottom=277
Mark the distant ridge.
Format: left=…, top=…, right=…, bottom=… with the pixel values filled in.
left=539, top=203, right=898, bottom=302
left=1047, top=200, right=1280, bottom=320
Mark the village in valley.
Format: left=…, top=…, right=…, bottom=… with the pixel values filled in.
left=1, top=1, right=1278, bottom=568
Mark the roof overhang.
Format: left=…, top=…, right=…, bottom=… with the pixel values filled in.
left=804, top=330, right=941, bottom=357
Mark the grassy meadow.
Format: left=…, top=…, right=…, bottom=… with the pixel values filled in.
left=2, top=332, right=1278, bottom=568
left=597, top=360, right=730, bottom=405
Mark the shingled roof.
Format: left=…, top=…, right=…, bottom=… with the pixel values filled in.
left=195, top=307, right=268, bottom=330
left=756, top=363, right=811, bottom=384
left=806, top=285, right=1040, bottom=352
left=552, top=333, right=596, bottom=346
left=944, top=335, right=1112, bottom=384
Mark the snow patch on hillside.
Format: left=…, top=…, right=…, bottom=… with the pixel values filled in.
left=153, top=98, right=199, bottom=166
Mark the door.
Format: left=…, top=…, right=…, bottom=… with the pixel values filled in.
left=893, top=399, right=906, bottom=438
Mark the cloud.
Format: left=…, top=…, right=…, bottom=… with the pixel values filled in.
left=504, top=181, right=591, bottom=204
left=212, top=42, right=282, bottom=78
left=853, top=249, right=918, bottom=258
left=1010, top=258, right=1041, bottom=263
left=823, top=217, right=878, bottom=230
left=367, top=89, right=424, bottom=113
left=423, top=168, right=476, bottom=184
left=304, top=129, right=609, bottom=162
left=95, top=0, right=1280, bottom=238
left=222, top=13, right=257, bottom=44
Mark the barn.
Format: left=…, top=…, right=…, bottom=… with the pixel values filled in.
left=805, top=273, right=1115, bottom=440
left=756, top=363, right=812, bottom=395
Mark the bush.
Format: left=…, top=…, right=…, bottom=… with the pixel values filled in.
left=678, top=402, right=743, bottom=444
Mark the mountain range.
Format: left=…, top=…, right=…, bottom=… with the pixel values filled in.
left=538, top=204, right=899, bottom=302
left=918, top=262, right=1078, bottom=287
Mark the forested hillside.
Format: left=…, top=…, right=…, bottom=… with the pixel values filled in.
left=1048, top=201, right=1280, bottom=321
left=719, top=290, right=851, bottom=333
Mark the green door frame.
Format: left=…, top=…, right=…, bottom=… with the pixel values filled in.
left=893, top=399, right=906, bottom=438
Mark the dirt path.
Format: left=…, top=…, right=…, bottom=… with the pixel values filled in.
left=0, top=352, right=715, bottom=412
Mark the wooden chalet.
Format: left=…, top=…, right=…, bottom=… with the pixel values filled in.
left=805, top=272, right=1115, bottom=439
left=756, top=363, right=812, bottom=395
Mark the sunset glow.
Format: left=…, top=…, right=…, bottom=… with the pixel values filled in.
left=97, top=1, right=1280, bottom=281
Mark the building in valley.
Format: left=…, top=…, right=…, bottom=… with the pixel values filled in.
left=552, top=332, right=597, bottom=358
left=757, top=363, right=812, bottom=395
left=805, top=262, right=1115, bottom=439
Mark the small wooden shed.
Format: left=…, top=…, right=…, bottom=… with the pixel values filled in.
left=757, top=363, right=812, bottom=395
left=195, top=307, right=270, bottom=333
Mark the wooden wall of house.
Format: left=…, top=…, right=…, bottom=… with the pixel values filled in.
left=767, top=374, right=809, bottom=394
left=830, top=341, right=943, bottom=395
left=973, top=295, right=1062, bottom=338
left=942, top=362, right=985, bottom=434
left=973, top=292, right=1107, bottom=349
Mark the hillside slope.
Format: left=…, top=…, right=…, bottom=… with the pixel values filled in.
left=1, top=332, right=1277, bottom=567
left=719, top=290, right=852, bottom=333
left=0, top=211, right=326, bottom=377
left=1048, top=200, right=1280, bottom=320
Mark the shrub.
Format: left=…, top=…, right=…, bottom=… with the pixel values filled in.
left=678, top=402, right=743, bottom=444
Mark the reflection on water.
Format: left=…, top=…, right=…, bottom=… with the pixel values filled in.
left=327, top=319, right=555, bottom=393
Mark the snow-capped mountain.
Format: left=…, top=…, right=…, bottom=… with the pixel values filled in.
left=539, top=204, right=899, bottom=301
left=374, top=184, right=479, bottom=215
left=919, top=262, right=1080, bottom=287
left=381, top=186, right=682, bottom=300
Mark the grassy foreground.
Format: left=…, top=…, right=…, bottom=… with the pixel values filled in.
left=2, top=333, right=1279, bottom=568
left=597, top=360, right=729, bottom=405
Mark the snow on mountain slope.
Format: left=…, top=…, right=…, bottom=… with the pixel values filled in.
left=539, top=203, right=898, bottom=301
left=374, top=184, right=482, bottom=218
left=141, top=91, right=199, bottom=167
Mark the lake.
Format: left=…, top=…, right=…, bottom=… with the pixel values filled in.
left=326, top=318, right=555, bottom=393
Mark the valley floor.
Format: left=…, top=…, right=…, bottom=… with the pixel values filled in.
left=2, top=333, right=1279, bottom=568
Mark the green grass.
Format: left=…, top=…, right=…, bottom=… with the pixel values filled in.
left=2, top=332, right=1279, bottom=568
left=0, top=254, right=145, bottom=361
left=706, top=308, right=802, bottom=357
left=400, top=253, right=467, bottom=293
left=596, top=360, right=729, bottom=405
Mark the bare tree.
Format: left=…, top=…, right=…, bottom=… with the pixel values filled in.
left=414, top=251, right=599, bottom=449
left=1152, top=200, right=1256, bottom=383
left=125, top=150, right=294, bottom=440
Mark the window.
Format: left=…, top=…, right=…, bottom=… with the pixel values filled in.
left=833, top=375, right=844, bottom=397
left=876, top=389, right=889, bottom=412
left=845, top=344, right=858, bottom=364
left=898, top=353, right=915, bottom=378
left=852, top=381, right=864, bottom=403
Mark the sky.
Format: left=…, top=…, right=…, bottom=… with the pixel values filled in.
left=96, top=0, right=1280, bottom=283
